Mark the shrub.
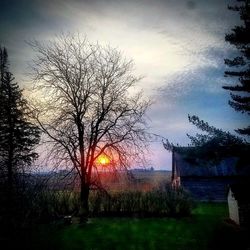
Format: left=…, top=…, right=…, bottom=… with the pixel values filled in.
left=88, top=184, right=195, bottom=217
left=28, top=190, right=80, bottom=223
left=24, top=183, right=194, bottom=222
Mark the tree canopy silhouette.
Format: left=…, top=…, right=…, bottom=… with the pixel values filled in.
left=163, top=1, right=250, bottom=164
left=163, top=115, right=248, bottom=165
left=0, top=46, right=40, bottom=226
left=223, top=0, right=250, bottom=136
left=29, top=34, right=150, bottom=219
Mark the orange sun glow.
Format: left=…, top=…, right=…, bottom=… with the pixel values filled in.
left=96, top=154, right=110, bottom=166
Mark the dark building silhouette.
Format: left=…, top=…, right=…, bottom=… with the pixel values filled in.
left=171, top=148, right=250, bottom=201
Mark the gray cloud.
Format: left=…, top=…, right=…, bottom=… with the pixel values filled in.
left=0, top=0, right=245, bottom=169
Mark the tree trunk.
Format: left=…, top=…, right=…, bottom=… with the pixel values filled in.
left=7, top=101, right=14, bottom=219
left=6, top=130, right=14, bottom=230
left=79, top=181, right=90, bottom=223
left=7, top=160, right=13, bottom=208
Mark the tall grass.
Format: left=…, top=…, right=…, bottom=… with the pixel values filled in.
left=29, top=184, right=194, bottom=222
left=89, top=184, right=194, bottom=217
left=29, top=191, right=80, bottom=222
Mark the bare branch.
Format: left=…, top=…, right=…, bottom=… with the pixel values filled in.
left=29, top=34, right=151, bottom=213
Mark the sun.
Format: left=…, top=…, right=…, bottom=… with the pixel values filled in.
left=96, top=154, right=110, bottom=166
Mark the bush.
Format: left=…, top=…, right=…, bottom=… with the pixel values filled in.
left=88, top=184, right=195, bottom=217
left=29, top=191, right=80, bottom=222
left=22, top=183, right=194, bottom=223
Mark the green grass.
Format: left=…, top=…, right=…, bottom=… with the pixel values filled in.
left=8, top=203, right=248, bottom=250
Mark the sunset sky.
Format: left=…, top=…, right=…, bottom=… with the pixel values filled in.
left=1, top=0, right=248, bottom=169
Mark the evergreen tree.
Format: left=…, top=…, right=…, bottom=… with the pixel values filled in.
left=223, top=0, right=250, bottom=136
left=0, top=47, right=40, bottom=216
left=163, top=1, right=250, bottom=165
left=163, top=115, right=248, bottom=165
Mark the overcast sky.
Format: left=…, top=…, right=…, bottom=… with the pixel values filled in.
left=1, top=0, right=248, bottom=170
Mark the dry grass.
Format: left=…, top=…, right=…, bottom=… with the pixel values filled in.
left=99, top=170, right=172, bottom=192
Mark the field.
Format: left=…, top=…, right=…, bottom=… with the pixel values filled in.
left=46, top=170, right=172, bottom=192
left=98, top=170, right=172, bottom=192
left=8, top=203, right=249, bottom=250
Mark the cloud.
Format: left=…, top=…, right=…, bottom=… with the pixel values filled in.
left=0, top=0, right=246, bottom=169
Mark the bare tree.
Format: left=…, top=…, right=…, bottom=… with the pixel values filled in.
left=29, top=34, right=151, bottom=218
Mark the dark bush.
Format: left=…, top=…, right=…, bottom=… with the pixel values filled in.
left=29, top=191, right=80, bottom=222
left=88, top=184, right=195, bottom=217
left=22, top=183, right=194, bottom=223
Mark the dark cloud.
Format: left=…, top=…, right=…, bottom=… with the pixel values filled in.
left=0, top=0, right=246, bottom=169
left=186, top=1, right=196, bottom=10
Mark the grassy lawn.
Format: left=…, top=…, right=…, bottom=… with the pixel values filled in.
left=8, top=203, right=249, bottom=250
